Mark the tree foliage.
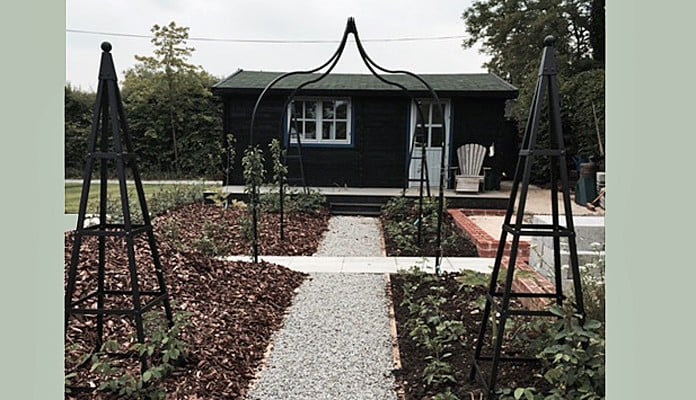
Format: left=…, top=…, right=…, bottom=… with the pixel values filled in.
left=121, top=21, right=223, bottom=178
left=462, top=0, right=605, bottom=182
left=64, top=84, right=96, bottom=176
left=64, top=22, right=224, bottom=179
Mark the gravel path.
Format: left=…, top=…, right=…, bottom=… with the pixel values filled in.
left=246, top=273, right=397, bottom=400
left=314, top=216, right=384, bottom=256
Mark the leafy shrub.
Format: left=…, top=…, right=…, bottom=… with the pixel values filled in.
left=259, top=189, right=326, bottom=214
left=85, top=311, right=191, bottom=399
left=381, top=196, right=413, bottom=219
left=381, top=197, right=472, bottom=256
left=88, top=183, right=206, bottom=224
left=537, top=307, right=605, bottom=399
left=147, top=183, right=206, bottom=215
left=400, top=267, right=466, bottom=396
left=500, top=305, right=605, bottom=400
left=190, top=220, right=231, bottom=256
left=578, top=242, right=605, bottom=324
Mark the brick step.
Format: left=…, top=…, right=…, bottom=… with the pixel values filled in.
left=447, top=209, right=530, bottom=260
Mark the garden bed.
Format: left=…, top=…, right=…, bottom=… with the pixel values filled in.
left=64, top=198, right=330, bottom=398
left=390, top=268, right=605, bottom=399
left=390, top=269, right=549, bottom=399
left=153, top=202, right=330, bottom=256
left=380, top=197, right=478, bottom=257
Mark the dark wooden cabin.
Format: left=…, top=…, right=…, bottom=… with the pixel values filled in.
left=212, top=70, right=518, bottom=189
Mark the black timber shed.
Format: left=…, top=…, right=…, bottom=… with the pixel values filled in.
left=211, top=69, right=518, bottom=189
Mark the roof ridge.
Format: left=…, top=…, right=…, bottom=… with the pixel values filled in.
left=231, top=70, right=491, bottom=77
left=212, top=69, right=518, bottom=98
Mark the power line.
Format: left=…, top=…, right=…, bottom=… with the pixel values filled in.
left=66, top=28, right=465, bottom=43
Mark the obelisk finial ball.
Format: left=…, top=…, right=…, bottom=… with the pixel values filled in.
left=101, top=42, right=112, bottom=52
left=544, top=35, right=556, bottom=47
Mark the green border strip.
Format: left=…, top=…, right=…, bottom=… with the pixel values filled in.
left=0, top=2, right=64, bottom=399
left=607, top=1, right=696, bottom=398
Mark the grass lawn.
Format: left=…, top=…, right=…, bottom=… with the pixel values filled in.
left=64, top=182, right=211, bottom=214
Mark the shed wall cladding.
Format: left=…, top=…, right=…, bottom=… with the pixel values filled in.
left=223, top=95, right=288, bottom=185
left=451, top=97, right=505, bottom=149
left=224, top=94, right=410, bottom=187
left=449, top=97, right=507, bottom=182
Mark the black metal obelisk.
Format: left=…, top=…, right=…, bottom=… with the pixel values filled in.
left=64, top=42, right=174, bottom=373
left=468, top=36, right=586, bottom=398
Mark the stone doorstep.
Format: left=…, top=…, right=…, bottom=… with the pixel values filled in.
left=447, top=209, right=530, bottom=261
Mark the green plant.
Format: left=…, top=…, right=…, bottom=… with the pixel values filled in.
left=399, top=268, right=466, bottom=395
left=260, top=188, right=327, bottom=214
left=159, top=219, right=183, bottom=249
left=242, top=145, right=266, bottom=195
left=382, top=197, right=468, bottom=257
left=577, top=242, right=605, bottom=324
left=223, top=133, right=237, bottom=185
left=191, top=236, right=218, bottom=256
left=537, top=305, right=605, bottom=399
left=191, top=220, right=231, bottom=256
left=88, top=183, right=206, bottom=223
left=242, top=145, right=266, bottom=257
left=269, top=138, right=287, bottom=189
left=499, top=304, right=605, bottom=400
left=289, top=189, right=326, bottom=213
left=87, top=311, right=191, bottom=399
left=455, top=269, right=489, bottom=292
left=146, top=183, right=206, bottom=215
left=206, top=186, right=232, bottom=209
left=432, top=389, right=460, bottom=400
left=381, top=196, right=412, bottom=219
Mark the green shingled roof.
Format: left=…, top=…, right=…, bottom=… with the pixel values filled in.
left=212, top=70, right=517, bottom=97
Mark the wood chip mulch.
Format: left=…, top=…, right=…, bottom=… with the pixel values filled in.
left=64, top=203, right=330, bottom=399
left=153, top=203, right=331, bottom=256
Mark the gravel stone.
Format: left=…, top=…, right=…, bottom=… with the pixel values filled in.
left=314, top=216, right=384, bottom=256
left=246, top=273, right=397, bottom=400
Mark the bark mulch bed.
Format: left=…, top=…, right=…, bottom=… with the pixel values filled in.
left=65, top=203, right=330, bottom=399
left=390, top=271, right=550, bottom=399
left=153, top=203, right=331, bottom=256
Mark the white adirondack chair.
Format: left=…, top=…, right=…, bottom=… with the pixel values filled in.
left=455, top=143, right=487, bottom=192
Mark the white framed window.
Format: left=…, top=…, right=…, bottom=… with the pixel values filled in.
left=414, top=99, right=448, bottom=148
left=288, top=98, right=352, bottom=146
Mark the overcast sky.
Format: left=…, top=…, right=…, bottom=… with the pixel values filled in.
left=66, top=0, right=490, bottom=91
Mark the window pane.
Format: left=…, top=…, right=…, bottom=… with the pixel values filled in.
left=289, top=115, right=301, bottom=133
left=304, top=121, right=316, bottom=139
left=431, top=104, right=445, bottom=124
left=336, top=123, right=347, bottom=140
left=322, top=122, right=332, bottom=139
left=430, top=127, right=444, bottom=147
left=305, top=101, right=316, bottom=119
left=323, top=101, right=335, bottom=119
left=292, top=101, right=302, bottom=118
left=335, top=101, right=347, bottom=119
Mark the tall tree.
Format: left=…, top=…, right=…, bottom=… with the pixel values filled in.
left=64, top=84, right=96, bottom=176
left=462, top=0, right=595, bottom=86
left=134, top=21, right=200, bottom=175
left=122, top=22, right=223, bottom=178
left=462, top=0, right=605, bottom=181
left=589, top=0, right=605, bottom=63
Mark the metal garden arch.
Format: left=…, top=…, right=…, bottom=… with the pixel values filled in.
left=246, top=17, right=448, bottom=271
